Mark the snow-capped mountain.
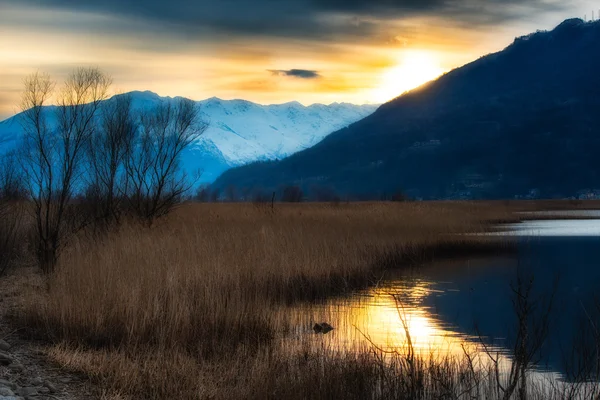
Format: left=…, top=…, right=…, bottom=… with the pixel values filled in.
left=0, top=91, right=378, bottom=182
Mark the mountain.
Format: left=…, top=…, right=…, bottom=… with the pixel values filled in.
left=214, top=18, right=600, bottom=200
left=0, top=91, right=378, bottom=183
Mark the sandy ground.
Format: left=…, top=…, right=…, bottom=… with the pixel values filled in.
left=0, top=267, right=100, bottom=400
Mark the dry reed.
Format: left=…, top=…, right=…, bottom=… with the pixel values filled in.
left=18, top=201, right=524, bottom=398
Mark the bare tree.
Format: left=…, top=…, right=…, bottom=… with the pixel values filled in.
left=224, top=185, right=237, bottom=202
left=281, top=185, right=303, bottom=202
left=85, top=94, right=136, bottom=227
left=0, top=150, right=27, bottom=200
left=195, top=184, right=212, bottom=203
left=0, top=199, right=23, bottom=277
left=0, top=151, right=26, bottom=276
left=124, top=98, right=206, bottom=225
left=210, top=187, right=220, bottom=202
left=20, top=68, right=111, bottom=273
left=478, top=271, right=557, bottom=400
left=310, top=185, right=340, bottom=203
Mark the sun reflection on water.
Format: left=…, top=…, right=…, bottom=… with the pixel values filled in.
left=289, top=279, right=461, bottom=351
left=283, top=275, right=514, bottom=373
left=280, top=249, right=600, bottom=398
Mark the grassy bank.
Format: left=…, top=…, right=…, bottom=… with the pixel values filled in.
left=47, top=341, right=598, bottom=400
left=7, top=201, right=593, bottom=398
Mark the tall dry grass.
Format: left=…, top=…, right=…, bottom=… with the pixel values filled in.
left=18, top=201, right=519, bottom=398
left=0, top=200, right=29, bottom=276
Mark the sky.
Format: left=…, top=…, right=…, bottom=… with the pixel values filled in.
left=0, top=0, right=598, bottom=119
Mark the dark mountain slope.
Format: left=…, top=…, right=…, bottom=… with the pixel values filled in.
left=214, top=19, right=600, bottom=200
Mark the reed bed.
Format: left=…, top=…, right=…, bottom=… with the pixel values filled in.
left=45, top=338, right=599, bottom=400
left=13, top=201, right=547, bottom=398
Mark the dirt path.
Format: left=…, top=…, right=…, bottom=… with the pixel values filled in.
left=0, top=268, right=99, bottom=400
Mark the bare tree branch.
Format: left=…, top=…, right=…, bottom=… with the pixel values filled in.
left=124, top=97, right=207, bottom=225
left=19, top=68, right=111, bottom=273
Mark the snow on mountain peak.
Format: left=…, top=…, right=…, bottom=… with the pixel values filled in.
left=0, top=91, right=379, bottom=184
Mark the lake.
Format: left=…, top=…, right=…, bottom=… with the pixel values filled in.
left=287, top=217, right=600, bottom=383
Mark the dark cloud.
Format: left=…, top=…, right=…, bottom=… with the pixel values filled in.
left=1, top=0, right=568, bottom=43
left=269, top=69, right=322, bottom=79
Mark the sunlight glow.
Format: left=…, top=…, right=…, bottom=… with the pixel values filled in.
left=287, top=278, right=515, bottom=372
left=371, top=50, right=446, bottom=103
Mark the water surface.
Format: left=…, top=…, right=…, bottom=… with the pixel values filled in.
left=287, top=217, right=600, bottom=381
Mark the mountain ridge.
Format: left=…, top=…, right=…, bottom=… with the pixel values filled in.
left=0, top=92, right=378, bottom=183
left=213, top=18, right=600, bottom=200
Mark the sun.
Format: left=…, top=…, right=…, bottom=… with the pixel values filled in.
left=371, top=50, right=446, bottom=103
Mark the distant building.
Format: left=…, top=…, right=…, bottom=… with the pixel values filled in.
left=410, top=139, right=441, bottom=150
left=577, top=189, right=600, bottom=200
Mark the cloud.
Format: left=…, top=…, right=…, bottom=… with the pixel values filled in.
left=269, top=69, right=322, bottom=79
left=0, top=0, right=580, bottom=119
left=0, top=0, right=569, bottom=44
